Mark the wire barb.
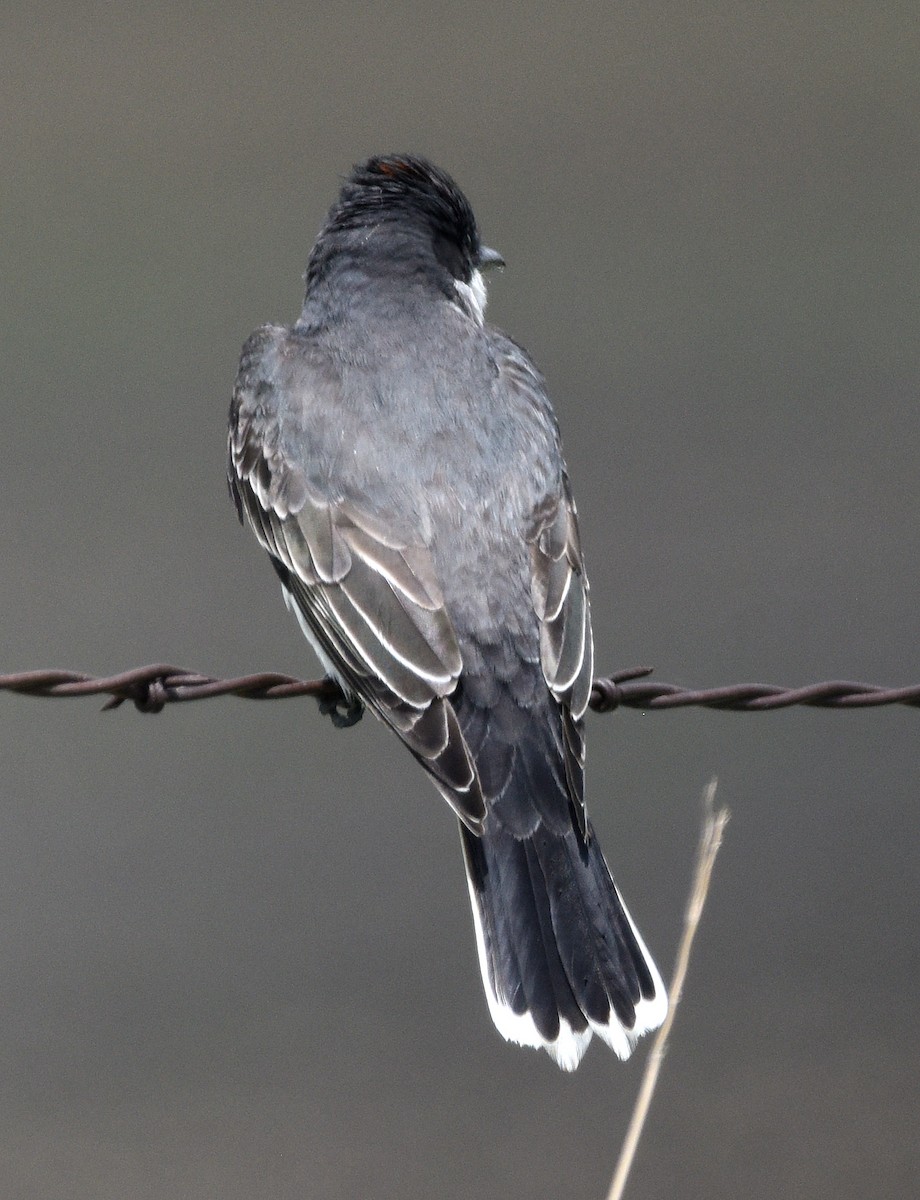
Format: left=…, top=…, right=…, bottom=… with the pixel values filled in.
left=1, top=665, right=919, bottom=714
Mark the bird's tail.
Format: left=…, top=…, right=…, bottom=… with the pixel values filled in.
left=460, top=817, right=667, bottom=1070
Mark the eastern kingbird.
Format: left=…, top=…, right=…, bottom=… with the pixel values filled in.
left=228, top=155, right=666, bottom=1069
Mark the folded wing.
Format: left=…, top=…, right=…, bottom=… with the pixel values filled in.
left=228, top=326, right=485, bottom=830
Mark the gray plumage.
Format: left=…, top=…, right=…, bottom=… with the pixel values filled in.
left=228, top=155, right=666, bottom=1068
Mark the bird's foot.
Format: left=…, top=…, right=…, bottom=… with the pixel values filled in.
left=317, top=683, right=364, bottom=728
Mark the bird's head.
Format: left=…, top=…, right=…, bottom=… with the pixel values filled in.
left=305, top=154, right=504, bottom=324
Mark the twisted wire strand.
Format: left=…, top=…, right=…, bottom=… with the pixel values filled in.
left=2, top=664, right=919, bottom=714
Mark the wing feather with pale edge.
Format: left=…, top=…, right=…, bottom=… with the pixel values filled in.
left=528, top=476, right=595, bottom=835
left=495, top=345, right=594, bottom=836
left=228, top=326, right=485, bottom=830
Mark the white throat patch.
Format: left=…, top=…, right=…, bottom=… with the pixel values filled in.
left=453, top=268, right=487, bottom=325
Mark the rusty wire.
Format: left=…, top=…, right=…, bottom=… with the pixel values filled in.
left=1, top=663, right=919, bottom=715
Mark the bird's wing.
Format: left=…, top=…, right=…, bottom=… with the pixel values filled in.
left=528, top=472, right=594, bottom=719
left=497, top=345, right=595, bottom=834
left=228, top=326, right=485, bottom=830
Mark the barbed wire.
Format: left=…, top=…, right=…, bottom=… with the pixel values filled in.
left=1, top=664, right=918, bottom=715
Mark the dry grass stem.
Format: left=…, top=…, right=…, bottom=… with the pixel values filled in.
left=605, top=779, right=729, bottom=1200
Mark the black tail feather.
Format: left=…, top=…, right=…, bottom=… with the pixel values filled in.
left=461, top=814, right=665, bottom=1069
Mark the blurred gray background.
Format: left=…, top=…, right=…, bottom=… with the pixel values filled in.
left=2, top=3, right=918, bottom=1197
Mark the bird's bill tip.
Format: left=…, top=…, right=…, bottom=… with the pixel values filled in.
left=477, top=245, right=505, bottom=270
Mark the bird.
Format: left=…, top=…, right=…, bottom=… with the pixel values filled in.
left=227, top=154, right=666, bottom=1069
